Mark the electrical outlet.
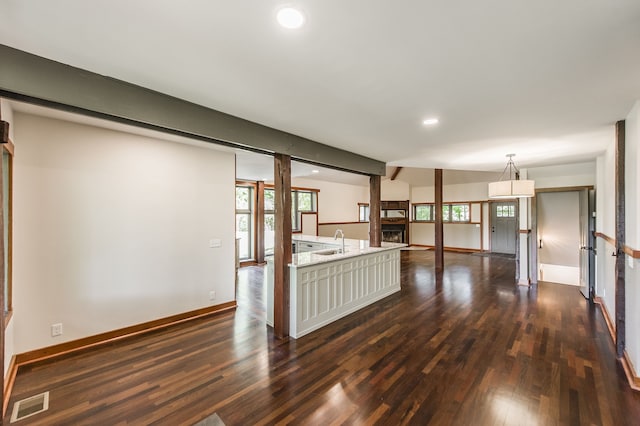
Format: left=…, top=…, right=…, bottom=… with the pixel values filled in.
left=209, top=291, right=216, bottom=301
left=51, top=323, right=63, bottom=337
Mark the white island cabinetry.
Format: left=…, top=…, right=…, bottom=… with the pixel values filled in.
left=267, top=235, right=404, bottom=338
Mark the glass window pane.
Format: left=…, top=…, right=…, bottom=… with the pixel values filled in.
left=452, top=205, right=460, bottom=221
left=442, top=205, right=450, bottom=221
left=264, top=213, right=275, bottom=255
left=235, top=214, right=251, bottom=260
left=298, top=192, right=312, bottom=211
left=235, top=187, right=250, bottom=210
left=292, top=208, right=299, bottom=231
left=415, top=205, right=429, bottom=221
left=450, top=204, right=469, bottom=222
left=359, top=205, right=369, bottom=222
left=264, top=189, right=274, bottom=211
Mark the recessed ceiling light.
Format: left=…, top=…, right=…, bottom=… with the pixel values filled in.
left=277, top=7, right=305, bottom=29
left=422, top=118, right=439, bottom=126
left=311, top=169, right=320, bottom=174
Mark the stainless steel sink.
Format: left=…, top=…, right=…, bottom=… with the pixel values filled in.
left=313, top=248, right=342, bottom=256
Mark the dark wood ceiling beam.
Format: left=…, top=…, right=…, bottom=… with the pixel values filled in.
left=390, top=167, right=403, bottom=181
left=0, top=44, right=385, bottom=176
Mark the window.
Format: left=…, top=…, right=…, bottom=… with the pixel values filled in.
left=264, top=189, right=275, bottom=255
left=442, top=205, right=450, bottom=221
left=496, top=205, right=515, bottom=217
left=358, top=203, right=370, bottom=222
left=292, top=190, right=316, bottom=231
left=413, top=204, right=434, bottom=221
left=450, top=204, right=470, bottom=222
left=263, top=188, right=317, bottom=253
left=297, top=191, right=313, bottom=212
left=235, top=185, right=254, bottom=261
left=412, top=203, right=470, bottom=223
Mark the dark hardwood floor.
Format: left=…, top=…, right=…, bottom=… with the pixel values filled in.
left=5, top=251, right=640, bottom=425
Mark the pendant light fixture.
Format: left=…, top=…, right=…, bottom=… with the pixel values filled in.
left=488, top=154, right=535, bottom=199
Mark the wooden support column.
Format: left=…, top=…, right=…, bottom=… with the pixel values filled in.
left=1, top=121, right=9, bottom=144
left=273, top=154, right=292, bottom=339
left=256, top=180, right=265, bottom=264
left=435, top=169, right=444, bottom=273
left=615, top=120, right=625, bottom=358
left=369, top=175, right=381, bottom=247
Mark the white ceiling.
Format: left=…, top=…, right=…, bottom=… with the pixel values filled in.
left=1, top=1, right=639, bottom=175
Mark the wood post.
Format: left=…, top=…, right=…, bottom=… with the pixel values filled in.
left=435, top=169, right=444, bottom=273
left=1, top=121, right=9, bottom=144
left=369, top=175, right=381, bottom=247
left=273, top=154, right=292, bottom=339
left=615, top=120, right=625, bottom=358
left=256, top=181, right=265, bottom=264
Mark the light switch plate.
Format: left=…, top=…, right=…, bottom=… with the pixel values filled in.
left=209, top=239, right=221, bottom=248
left=51, top=323, right=63, bottom=337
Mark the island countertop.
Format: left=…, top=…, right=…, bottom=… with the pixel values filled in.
left=290, top=234, right=405, bottom=268
left=267, top=234, right=404, bottom=337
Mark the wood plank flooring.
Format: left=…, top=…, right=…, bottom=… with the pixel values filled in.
left=5, top=251, right=640, bottom=425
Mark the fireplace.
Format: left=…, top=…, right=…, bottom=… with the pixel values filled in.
left=380, top=200, right=410, bottom=244
left=382, top=224, right=406, bottom=243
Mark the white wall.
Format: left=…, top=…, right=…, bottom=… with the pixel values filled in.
left=529, top=162, right=596, bottom=189
left=411, top=181, right=488, bottom=203
left=292, top=177, right=368, bottom=223
left=410, top=223, right=481, bottom=250
left=381, top=179, right=410, bottom=200
left=625, top=101, right=640, bottom=373
left=13, top=113, right=236, bottom=353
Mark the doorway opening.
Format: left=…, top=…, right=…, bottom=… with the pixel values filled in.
left=535, top=188, right=595, bottom=298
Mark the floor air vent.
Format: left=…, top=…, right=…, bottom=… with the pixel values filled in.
left=10, top=391, right=49, bottom=423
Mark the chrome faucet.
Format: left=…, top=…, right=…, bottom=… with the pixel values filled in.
left=334, top=229, right=345, bottom=254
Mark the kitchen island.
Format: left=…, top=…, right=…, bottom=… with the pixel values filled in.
left=267, top=235, right=405, bottom=338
